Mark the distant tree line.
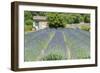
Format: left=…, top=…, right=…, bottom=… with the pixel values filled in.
left=24, top=11, right=90, bottom=29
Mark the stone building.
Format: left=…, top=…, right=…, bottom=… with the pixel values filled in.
left=33, top=16, right=48, bottom=30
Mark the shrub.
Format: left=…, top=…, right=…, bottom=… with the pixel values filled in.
left=66, top=14, right=82, bottom=24
left=24, top=11, right=33, bottom=21
left=84, top=14, right=90, bottom=23
left=42, top=52, right=64, bottom=60
left=80, top=25, right=90, bottom=31
left=24, top=25, right=32, bottom=31
left=25, top=19, right=33, bottom=25
left=47, top=13, right=66, bottom=29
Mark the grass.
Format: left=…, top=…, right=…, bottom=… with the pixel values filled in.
left=80, top=25, right=90, bottom=31
left=24, top=25, right=33, bottom=32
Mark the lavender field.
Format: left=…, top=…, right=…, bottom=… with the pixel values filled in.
left=24, top=28, right=90, bottom=61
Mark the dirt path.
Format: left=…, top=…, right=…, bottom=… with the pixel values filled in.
left=62, top=31, right=71, bottom=59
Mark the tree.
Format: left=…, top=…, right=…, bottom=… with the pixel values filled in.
left=24, top=11, right=33, bottom=31
left=24, top=11, right=33, bottom=21
left=25, top=19, right=33, bottom=25
left=84, top=14, right=90, bottom=23
left=47, top=13, right=66, bottom=29
left=24, top=11, right=33, bottom=25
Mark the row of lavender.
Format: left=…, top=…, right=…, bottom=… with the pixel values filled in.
left=24, top=28, right=90, bottom=61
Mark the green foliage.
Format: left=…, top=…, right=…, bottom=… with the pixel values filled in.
left=64, top=14, right=74, bottom=24
left=84, top=14, right=90, bottom=23
left=24, top=11, right=33, bottom=21
left=24, top=25, right=32, bottom=31
left=42, top=52, right=64, bottom=60
left=47, top=13, right=66, bottom=28
left=80, top=25, right=90, bottom=31
left=74, top=14, right=81, bottom=23
left=24, top=11, right=33, bottom=32
left=65, top=14, right=84, bottom=24
left=25, top=19, right=33, bottom=25
left=24, top=11, right=90, bottom=31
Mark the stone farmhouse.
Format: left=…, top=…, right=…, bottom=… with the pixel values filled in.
left=33, top=16, right=48, bottom=31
